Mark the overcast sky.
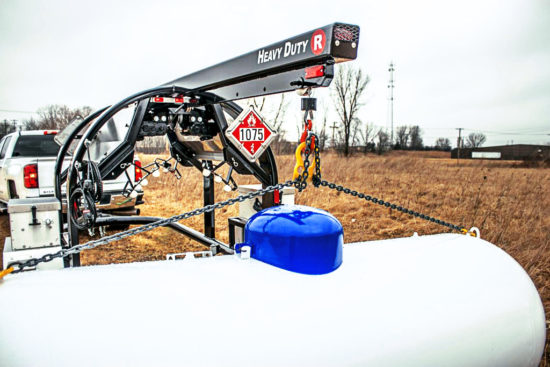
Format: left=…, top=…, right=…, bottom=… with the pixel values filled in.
left=0, top=0, right=549, bottom=146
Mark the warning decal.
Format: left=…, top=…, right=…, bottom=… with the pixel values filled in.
left=225, top=106, right=276, bottom=162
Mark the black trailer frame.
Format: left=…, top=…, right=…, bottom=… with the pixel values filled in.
left=55, top=23, right=360, bottom=265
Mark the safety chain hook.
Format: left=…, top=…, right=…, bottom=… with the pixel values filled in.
left=293, top=95, right=321, bottom=191
left=295, top=132, right=322, bottom=191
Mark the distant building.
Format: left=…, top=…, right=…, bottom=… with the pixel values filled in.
left=451, top=144, right=550, bottom=160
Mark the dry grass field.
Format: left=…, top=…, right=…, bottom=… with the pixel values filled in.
left=1, top=151, right=548, bottom=364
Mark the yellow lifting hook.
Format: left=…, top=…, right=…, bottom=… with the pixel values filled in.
left=292, top=141, right=317, bottom=181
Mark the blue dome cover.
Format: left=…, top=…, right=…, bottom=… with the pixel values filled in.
left=243, top=205, right=343, bottom=275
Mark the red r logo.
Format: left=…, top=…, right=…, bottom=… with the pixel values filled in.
left=311, top=29, right=326, bottom=55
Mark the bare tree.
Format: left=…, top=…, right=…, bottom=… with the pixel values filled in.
left=351, top=117, right=363, bottom=148
left=334, top=129, right=345, bottom=156
left=248, top=95, right=289, bottom=154
left=250, top=97, right=266, bottom=113
left=0, top=119, right=17, bottom=138
left=395, top=126, right=409, bottom=149
left=23, top=117, right=40, bottom=130
left=435, top=137, right=451, bottom=151
left=359, top=122, right=374, bottom=154
left=252, top=95, right=288, bottom=135
left=35, top=104, right=92, bottom=130
left=136, top=136, right=168, bottom=154
left=408, top=125, right=423, bottom=150
left=332, top=65, right=370, bottom=157
left=465, top=132, right=487, bottom=148
left=315, top=113, right=328, bottom=152
left=376, top=129, right=389, bottom=155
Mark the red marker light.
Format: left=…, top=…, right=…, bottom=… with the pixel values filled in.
left=24, top=164, right=39, bottom=188
left=43, top=131, right=58, bottom=135
left=134, top=160, right=142, bottom=182
left=154, top=97, right=164, bottom=102
left=175, top=97, right=184, bottom=103
left=274, top=189, right=280, bottom=204
left=305, top=65, right=324, bottom=79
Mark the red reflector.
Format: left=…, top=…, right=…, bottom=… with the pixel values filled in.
left=274, top=190, right=280, bottom=204
left=305, top=65, right=324, bottom=79
left=135, top=160, right=142, bottom=182
left=154, top=97, right=164, bottom=102
left=43, top=131, right=58, bottom=135
left=24, top=164, right=39, bottom=189
left=175, top=97, right=184, bottom=103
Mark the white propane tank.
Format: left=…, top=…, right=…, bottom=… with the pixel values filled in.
left=0, top=233, right=545, bottom=367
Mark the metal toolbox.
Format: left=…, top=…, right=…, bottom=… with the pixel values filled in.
left=7, top=197, right=61, bottom=250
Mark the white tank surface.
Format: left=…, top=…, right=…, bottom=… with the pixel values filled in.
left=0, top=233, right=545, bottom=367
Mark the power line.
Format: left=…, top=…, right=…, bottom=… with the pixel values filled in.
left=0, top=109, right=37, bottom=114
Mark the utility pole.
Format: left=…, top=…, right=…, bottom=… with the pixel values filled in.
left=456, top=128, right=463, bottom=165
left=388, top=62, right=395, bottom=147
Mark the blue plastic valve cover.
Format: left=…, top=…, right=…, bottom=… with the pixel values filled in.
left=243, top=205, right=343, bottom=275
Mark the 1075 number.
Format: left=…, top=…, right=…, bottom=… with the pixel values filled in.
left=239, top=128, right=264, bottom=141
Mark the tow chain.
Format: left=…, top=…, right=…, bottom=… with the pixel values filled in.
left=6, top=180, right=297, bottom=274
left=298, top=133, right=465, bottom=231
left=4, top=134, right=470, bottom=275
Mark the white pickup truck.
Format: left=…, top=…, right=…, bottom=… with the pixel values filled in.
left=0, top=130, right=144, bottom=213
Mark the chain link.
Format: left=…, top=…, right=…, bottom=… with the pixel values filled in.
left=8, top=142, right=467, bottom=273
left=8, top=180, right=297, bottom=273
left=295, top=132, right=317, bottom=192
left=312, top=135, right=321, bottom=187
left=317, top=180, right=465, bottom=232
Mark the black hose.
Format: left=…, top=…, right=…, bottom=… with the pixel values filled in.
left=88, top=161, right=103, bottom=202
left=69, top=188, right=97, bottom=230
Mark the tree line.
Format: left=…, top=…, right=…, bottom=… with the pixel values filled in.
left=0, top=104, right=92, bottom=139
left=326, top=65, right=487, bottom=156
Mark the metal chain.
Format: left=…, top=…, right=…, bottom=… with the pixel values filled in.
left=296, top=133, right=464, bottom=231
left=8, top=140, right=467, bottom=273
left=295, top=132, right=316, bottom=192
left=8, top=180, right=297, bottom=273
left=312, top=135, right=322, bottom=187
left=317, top=180, right=465, bottom=232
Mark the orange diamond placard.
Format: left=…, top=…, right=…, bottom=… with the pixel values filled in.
left=225, top=106, right=276, bottom=162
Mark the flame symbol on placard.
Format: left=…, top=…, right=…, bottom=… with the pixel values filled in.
left=247, top=113, right=257, bottom=127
